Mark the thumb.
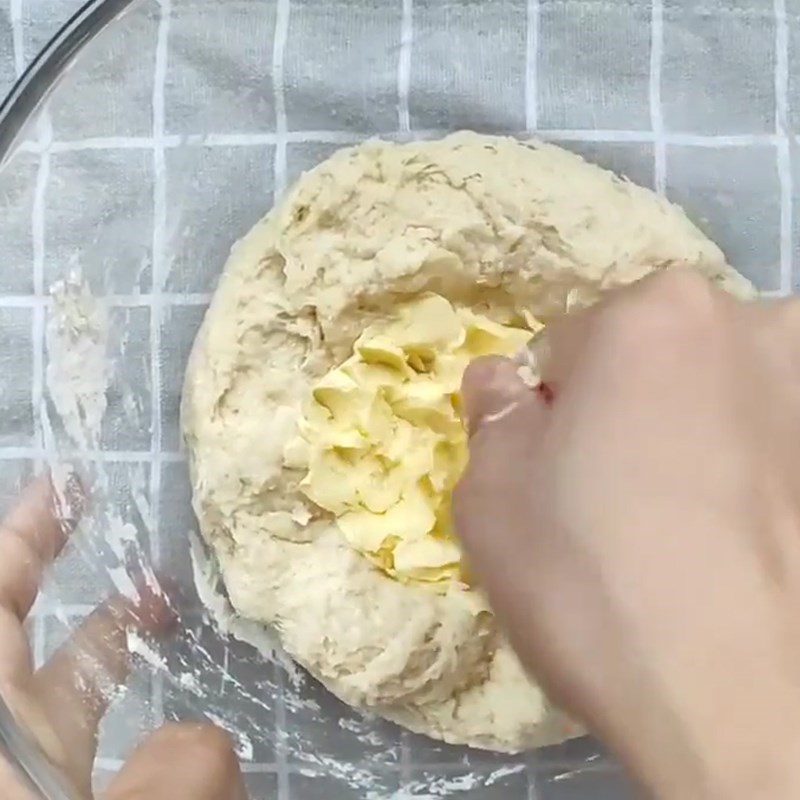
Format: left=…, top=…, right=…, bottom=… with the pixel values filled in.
left=105, top=723, right=247, bottom=800
left=454, top=353, right=549, bottom=581
left=461, top=355, right=537, bottom=435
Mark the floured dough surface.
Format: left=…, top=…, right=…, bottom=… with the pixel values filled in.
left=182, top=132, right=752, bottom=752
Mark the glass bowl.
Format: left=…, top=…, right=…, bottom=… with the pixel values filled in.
left=0, top=0, right=790, bottom=797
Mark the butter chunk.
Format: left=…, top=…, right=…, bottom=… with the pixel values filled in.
left=298, top=293, right=540, bottom=587
left=338, top=485, right=436, bottom=552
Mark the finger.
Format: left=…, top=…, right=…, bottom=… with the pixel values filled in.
left=105, top=723, right=248, bottom=800
left=0, top=690, right=82, bottom=800
left=454, top=398, right=546, bottom=591
left=457, top=357, right=549, bottom=554
left=0, top=608, right=33, bottom=682
left=0, top=473, right=83, bottom=682
left=32, top=585, right=176, bottom=793
left=461, top=355, right=541, bottom=435
left=534, top=269, right=720, bottom=390
left=0, top=472, right=83, bottom=621
left=0, top=753, right=39, bottom=800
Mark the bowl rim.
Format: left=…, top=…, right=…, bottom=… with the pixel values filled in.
left=0, top=0, right=136, bottom=165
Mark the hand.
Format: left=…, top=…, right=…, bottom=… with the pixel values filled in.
left=0, top=475, right=248, bottom=799
left=454, top=270, right=800, bottom=800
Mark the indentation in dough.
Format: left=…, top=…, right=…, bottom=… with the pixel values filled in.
left=183, top=132, right=752, bottom=752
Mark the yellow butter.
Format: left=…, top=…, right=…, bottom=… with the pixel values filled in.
left=298, top=293, right=539, bottom=587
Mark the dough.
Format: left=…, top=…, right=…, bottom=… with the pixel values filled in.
left=182, top=132, right=753, bottom=752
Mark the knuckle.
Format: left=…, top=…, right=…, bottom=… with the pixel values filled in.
left=461, top=355, right=511, bottom=405
left=640, top=268, right=718, bottom=316
left=597, top=270, right=720, bottom=353
left=462, top=354, right=502, bottom=385
left=1, top=522, right=39, bottom=562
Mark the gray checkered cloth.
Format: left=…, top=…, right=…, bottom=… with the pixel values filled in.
left=0, top=1, right=797, bottom=798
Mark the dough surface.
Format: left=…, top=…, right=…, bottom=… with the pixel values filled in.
left=182, top=132, right=752, bottom=752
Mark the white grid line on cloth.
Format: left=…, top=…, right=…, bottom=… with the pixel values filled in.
left=89, top=757, right=270, bottom=773
left=31, top=121, right=51, bottom=462
left=286, top=761, right=537, bottom=775
left=399, top=730, right=412, bottom=786
left=527, top=769, right=542, bottom=800
left=93, top=757, right=282, bottom=773
left=396, top=0, right=414, bottom=779
left=9, top=0, right=23, bottom=77
left=271, top=0, right=290, bottom=199
left=649, top=0, right=666, bottom=194
left=0, top=445, right=186, bottom=461
left=33, top=603, right=99, bottom=617
left=0, top=188, right=785, bottom=307
left=270, top=4, right=291, bottom=795
left=93, top=758, right=274, bottom=773
left=33, top=617, right=46, bottom=667
left=31, top=117, right=56, bottom=476
left=239, top=762, right=278, bottom=774
left=541, top=132, right=774, bottom=146
left=26, top=117, right=53, bottom=688
left=94, top=757, right=286, bottom=775
left=397, top=0, right=413, bottom=134
left=30, top=110, right=53, bottom=695
left=525, top=0, right=539, bottom=132
left=775, top=0, right=793, bottom=295
left=93, top=755, right=550, bottom=777
left=0, top=292, right=212, bottom=309
left=274, top=666, right=290, bottom=800
left=149, top=0, right=171, bottom=731
left=26, top=130, right=787, bottom=156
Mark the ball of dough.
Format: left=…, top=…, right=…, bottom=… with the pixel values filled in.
left=182, top=132, right=752, bottom=752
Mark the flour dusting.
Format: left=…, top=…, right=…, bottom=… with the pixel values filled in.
left=189, top=529, right=304, bottom=688
left=392, top=764, right=527, bottom=799
left=46, top=272, right=110, bottom=449
left=126, top=629, right=167, bottom=670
